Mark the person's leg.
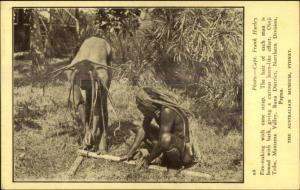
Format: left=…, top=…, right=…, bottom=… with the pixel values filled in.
left=66, top=70, right=86, bottom=125
left=66, top=70, right=90, bottom=148
left=144, top=124, right=159, bottom=147
left=83, top=87, right=98, bottom=151
left=161, top=134, right=193, bottom=168
left=162, top=148, right=182, bottom=169
left=94, top=69, right=111, bottom=153
left=97, top=86, right=108, bottom=153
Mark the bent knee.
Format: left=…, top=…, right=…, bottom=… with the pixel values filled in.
left=160, top=133, right=172, bottom=149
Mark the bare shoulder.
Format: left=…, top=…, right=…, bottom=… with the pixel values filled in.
left=161, top=107, right=176, bottom=117
left=161, top=107, right=184, bottom=123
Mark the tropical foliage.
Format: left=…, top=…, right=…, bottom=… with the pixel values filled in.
left=15, top=7, right=243, bottom=130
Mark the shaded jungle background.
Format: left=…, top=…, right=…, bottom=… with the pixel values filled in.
left=13, top=8, right=243, bottom=182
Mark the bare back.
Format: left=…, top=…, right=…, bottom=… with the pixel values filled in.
left=70, top=37, right=111, bottom=67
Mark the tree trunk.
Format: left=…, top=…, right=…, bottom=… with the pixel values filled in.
left=45, top=9, right=54, bottom=57
left=30, top=9, right=45, bottom=78
left=116, top=33, right=125, bottom=63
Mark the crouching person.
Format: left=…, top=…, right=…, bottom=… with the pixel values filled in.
left=120, top=87, right=194, bottom=169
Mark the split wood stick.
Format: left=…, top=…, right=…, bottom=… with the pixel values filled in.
left=67, top=155, right=85, bottom=176
left=77, top=149, right=211, bottom=178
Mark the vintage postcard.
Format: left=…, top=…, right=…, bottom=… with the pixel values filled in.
left=1, top=1, right=299, bottom=189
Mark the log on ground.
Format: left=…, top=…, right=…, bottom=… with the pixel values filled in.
left=77, top=149, right=211, bottom=179
left=67, top=155, right=85, bottom=176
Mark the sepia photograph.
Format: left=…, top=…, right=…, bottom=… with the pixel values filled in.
left=12, top=7, right=244, bottom=183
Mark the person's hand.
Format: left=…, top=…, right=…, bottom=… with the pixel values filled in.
left=119, top=155, right=129, bottom=162
left=119, top=153, right=133, bottom=162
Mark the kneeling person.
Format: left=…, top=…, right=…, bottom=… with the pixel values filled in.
left=121, top=87, right=194, bottom=169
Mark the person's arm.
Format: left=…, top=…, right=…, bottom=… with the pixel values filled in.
left=145, top=108, right=174, bottom=165
left=120, top=116, right=152, bottom=161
